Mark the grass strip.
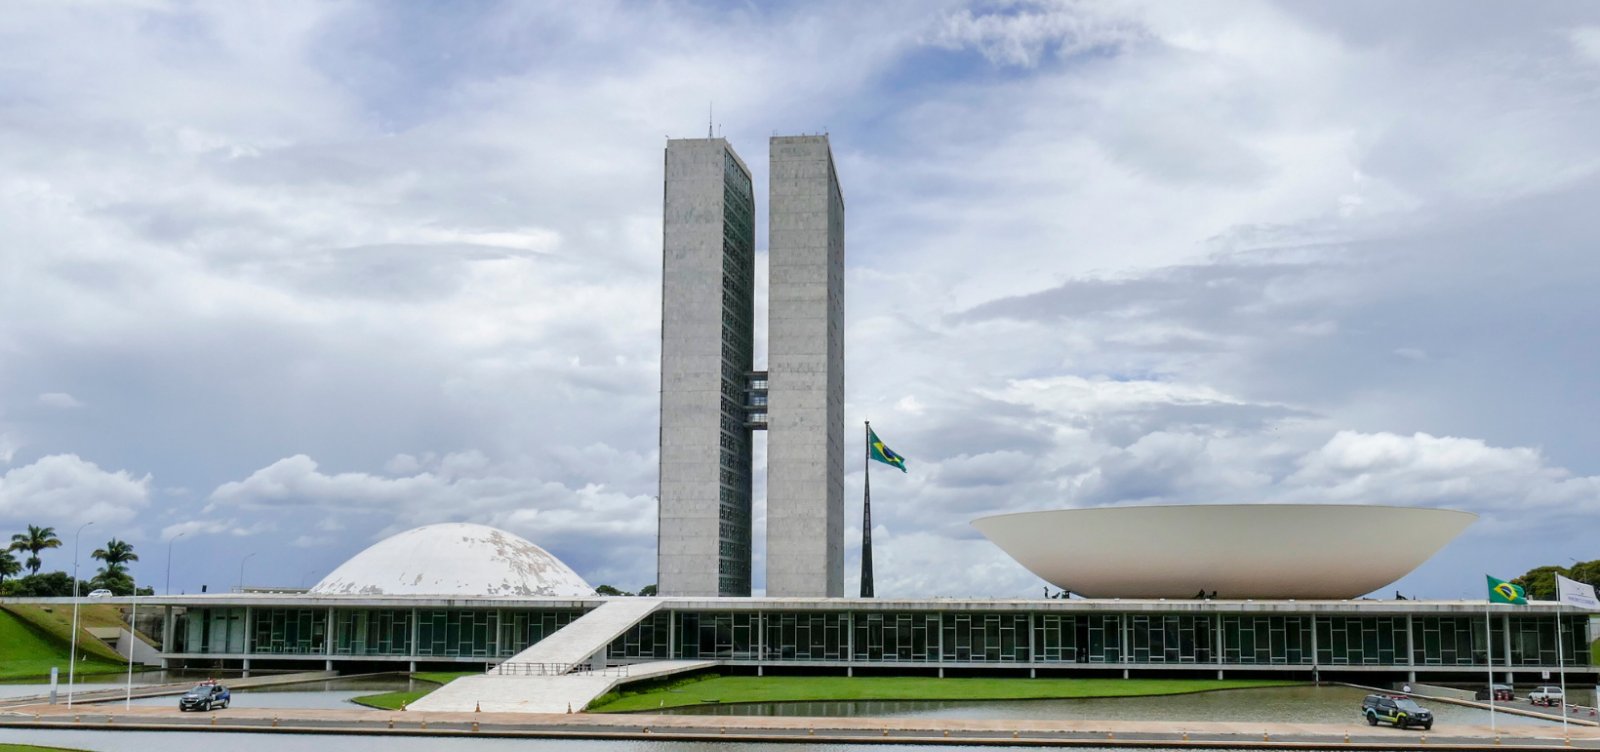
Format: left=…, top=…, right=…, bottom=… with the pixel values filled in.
left=0, top=745, right=92, bottom=752
left=0, top=608, right=126, bottom=682
left=350, top=671, right=477, bottom=710
left=589, top=675, right=1303, bottom=713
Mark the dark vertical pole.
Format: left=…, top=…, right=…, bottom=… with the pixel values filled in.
left=861, top=421, right=874, bottom=598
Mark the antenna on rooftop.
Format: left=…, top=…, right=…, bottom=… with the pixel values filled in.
left=708, top=103, right=714, bottom=138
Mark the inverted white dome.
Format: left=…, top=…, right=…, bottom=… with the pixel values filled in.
left=972, top=504, right=1476, bottom=599
left=310, top=523, right=593, bottom=597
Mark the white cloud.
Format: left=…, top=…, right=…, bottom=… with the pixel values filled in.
left=1571, top=26, right=1600, bottom=66
left=0, top=454, right=150, bottom=527
left=37, top=392, right=85, bottom=409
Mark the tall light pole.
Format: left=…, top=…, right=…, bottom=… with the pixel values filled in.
left=165, top=532, right=185, bottom=595
left=237, top=552, right=256, bottom=593
left=125, top=566, right=137, bottom=709
left=66, top=520, right=94, bottom=707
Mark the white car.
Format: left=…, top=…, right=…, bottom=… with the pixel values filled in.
left=1528, top=686, right=1565, bottom=705
left=86, top=589, right=113, bottom=598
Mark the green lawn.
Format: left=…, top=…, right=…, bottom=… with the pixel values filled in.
left=350, top=671, right=477, bottom=710
left=0, top=608, right=126, bottom=682
left=0, top=745, right=91, bottom=752
left=588, top=675, right=1303, bottom=712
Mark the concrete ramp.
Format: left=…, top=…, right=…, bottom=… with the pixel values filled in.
left=408, top=660, right=713, bottom=714
left=407, top=599, right=699, bottom=714
left=503, top=598, right=663, bottom=668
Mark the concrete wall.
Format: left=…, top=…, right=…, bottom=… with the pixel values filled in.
left=765, top=135, right=845, bottom=597
left=659, top=138, right=755, bottom=596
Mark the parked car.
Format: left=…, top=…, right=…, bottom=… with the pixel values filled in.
left=1362, top=694, right=1434, bottom=730
left=86, top=589, right=112, bottom=598
left=1529, top=686, right=1565, bottom=706
left=178, top=683, right=230, bottom=711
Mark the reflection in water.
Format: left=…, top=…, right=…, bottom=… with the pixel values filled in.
left=663, top=685, right=1567, bottom=727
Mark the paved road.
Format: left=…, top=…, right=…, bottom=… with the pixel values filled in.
left=6, top=702, right=1600, bottom=749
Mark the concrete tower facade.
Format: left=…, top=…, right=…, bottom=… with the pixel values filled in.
left=659, top=138, right=756, bottom=597
left=764, top=135, right=845, bottom=597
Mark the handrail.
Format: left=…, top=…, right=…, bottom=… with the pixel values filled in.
left=486, top=662, right=630, bottom=677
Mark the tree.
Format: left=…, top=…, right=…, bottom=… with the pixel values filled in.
left=594, top=584, right=632, bottom=596
left=1512, top=565, right=1568, bottom=601
left=1567, top=559, right=1600, bottom=589
left=91, top=538, right=139, bottom=577
left=9, top=525, right=62, bottom=575
left=637, top=584, right=658, bottom=597
left=0, top=550, right=20, bottom=588
left=1, top=571, right=86, bottom=597
left=89, top=567, right=135, bottom=596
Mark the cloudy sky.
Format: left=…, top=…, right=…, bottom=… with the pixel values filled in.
left=3, top=1, right=1598, bottom=599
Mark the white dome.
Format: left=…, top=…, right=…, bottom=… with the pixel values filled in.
left=310, top=523, right=593, bottom=597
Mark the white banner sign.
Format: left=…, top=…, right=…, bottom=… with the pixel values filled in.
left=1556, top=573, right=1599, bottom=610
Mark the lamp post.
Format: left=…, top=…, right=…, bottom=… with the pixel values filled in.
left=66, top=520, right=94, bottom=707
left=165, top=532, right=185, bottom=595
left=238, top=552, right=256, bottom=593
left=125, top=569, right=137, bottom=709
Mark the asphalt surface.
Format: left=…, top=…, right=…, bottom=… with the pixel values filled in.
left=5, top=702, right=1600, bottom=749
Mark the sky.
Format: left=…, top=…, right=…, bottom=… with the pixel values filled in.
left=2, top=0, right=1599, bottom=599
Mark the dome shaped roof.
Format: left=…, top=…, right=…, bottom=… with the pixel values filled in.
left=310, top=523, right=593, bottom=597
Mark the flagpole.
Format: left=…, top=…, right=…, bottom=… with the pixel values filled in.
left=1487, top=598, right=1496, bottom=732
left=861, top=421, right=874, bottom=598
left=1556, top=599, right=1568, bottom=734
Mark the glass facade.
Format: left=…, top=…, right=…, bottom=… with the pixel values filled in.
left=334, top=609, right=410, bottom=656
left=715, top=146, right=756, bottom=597
left=166, top=606, right=1590, bottom=674
left=252, top=608, right=327, bottom=655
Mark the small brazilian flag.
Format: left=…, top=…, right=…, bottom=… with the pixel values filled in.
left=1487, top=575, right=1528, bottom=605
left=868, top=427, right=907, bottom=473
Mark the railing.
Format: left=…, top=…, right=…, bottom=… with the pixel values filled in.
left=487, top=662, right=630, bottom=678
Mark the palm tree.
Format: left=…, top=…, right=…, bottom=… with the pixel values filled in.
left=91, top=538, right=139, bottom=576
left=0, top=550, right=21, bottom=588
left=9, top=525, right=62, bottom=575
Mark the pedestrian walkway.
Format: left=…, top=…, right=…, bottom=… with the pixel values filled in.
left=408, top=660, right=713, bottom=713
left=500, top=598, right=663, bottom=668
left=408, top=598, right=693, bottom=714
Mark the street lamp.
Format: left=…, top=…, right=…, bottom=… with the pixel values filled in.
left=238, top=552, right=256, bottom=593
left=66, top=520, right=94, bottom=707
left=125, top=567, right=137, bottom=709
left=165, top=532, right=186, bottom=595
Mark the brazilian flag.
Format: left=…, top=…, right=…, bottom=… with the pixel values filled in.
left=868, top=427, right=907, bottom=473
left=1487, top=575, right=1528, bottom=605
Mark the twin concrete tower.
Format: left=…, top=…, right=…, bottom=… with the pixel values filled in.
left=659, top=135, right=845, bottom=597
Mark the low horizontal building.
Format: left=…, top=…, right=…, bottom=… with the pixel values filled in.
left=18, top=593, right=1585, bottom=684
left=20, top=522, right=1584, bottom=686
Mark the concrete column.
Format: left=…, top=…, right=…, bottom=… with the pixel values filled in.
left=1027, top=611, right=1036, bottom=669
left=1217, top=613, right=1226, bottom=668
left=325, top=607, right=335, bottom=658
left=410, top=608, right=420, bottom=667
left=1406, top=614, right=1415, bottom=666
left=243, top=606, right=253, bottom=657
left=1503, top=613, right=1514, bottom=683
left=242, top=658, right=251, bottom=677
left=667, top=610, right=676, bottom=659
left=846, top=609, right=854, bottom=665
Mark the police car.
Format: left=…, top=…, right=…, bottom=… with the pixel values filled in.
left=1361, top=694, right=1433, bottom=730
